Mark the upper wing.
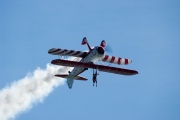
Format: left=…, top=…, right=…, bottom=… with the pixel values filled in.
left=48, top=48, right=88, bottom=58
left=51, top=59, right=138, bottom=75
left=102, top=55, right=132, bottom=65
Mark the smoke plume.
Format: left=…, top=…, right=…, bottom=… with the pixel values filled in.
left=0, top=63, right=72, bottom=120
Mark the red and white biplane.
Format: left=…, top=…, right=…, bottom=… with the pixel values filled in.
left=48, top=37, right=138, bottom=89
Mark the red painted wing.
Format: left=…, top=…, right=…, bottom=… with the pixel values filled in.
left=51, top=59, right=138, bottom=75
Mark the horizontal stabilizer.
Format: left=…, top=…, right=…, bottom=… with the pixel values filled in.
left=55, top=74, right=69, bottom=78
left=74, top=76, right=88, bottom=81
left=55, top=74, right=88, bottom=81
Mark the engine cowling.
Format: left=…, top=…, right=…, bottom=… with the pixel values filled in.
left=97, top=47, right=105, bottom=54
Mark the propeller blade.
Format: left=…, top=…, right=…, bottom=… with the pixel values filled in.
left=105, top=44, right=113, bottom=53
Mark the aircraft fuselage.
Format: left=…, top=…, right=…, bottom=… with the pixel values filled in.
left=67, top=46, right=104, bottom=88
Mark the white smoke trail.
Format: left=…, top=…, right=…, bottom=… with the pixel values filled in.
left=0, top=63, right=72, bottom=120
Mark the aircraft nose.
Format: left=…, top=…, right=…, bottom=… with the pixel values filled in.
left=97, top=47, right=105, bottom=54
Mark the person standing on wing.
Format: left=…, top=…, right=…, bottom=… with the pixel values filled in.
left=93, top=69, right=99, bottom=87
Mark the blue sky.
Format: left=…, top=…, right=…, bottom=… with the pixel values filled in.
left=1, top=0, right=180, bottom=120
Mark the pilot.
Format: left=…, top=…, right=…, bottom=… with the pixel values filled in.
left=93, top=69, right=98, bottom=87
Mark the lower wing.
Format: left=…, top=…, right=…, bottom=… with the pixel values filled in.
left=51, top=59, right=138, bottom=75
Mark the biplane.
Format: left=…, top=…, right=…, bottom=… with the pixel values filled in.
left=48, top=37, right=138, bottom=89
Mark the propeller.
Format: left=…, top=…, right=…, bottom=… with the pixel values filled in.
left=100, top=40, right=113, bottom=54
left=105, top=43, right=113, bottom=54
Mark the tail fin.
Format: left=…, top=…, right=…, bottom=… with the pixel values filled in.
left=81, top=37, right=92, bottom=51
left=81, top=37, right=88, bottom=45
left=100, top=40, right=106, bottom=48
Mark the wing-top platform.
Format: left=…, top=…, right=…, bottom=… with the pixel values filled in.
left=51, top=59, right=138, bottom=76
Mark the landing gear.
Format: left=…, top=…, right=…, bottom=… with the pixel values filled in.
left=92, top=69, right=99, bottom=87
